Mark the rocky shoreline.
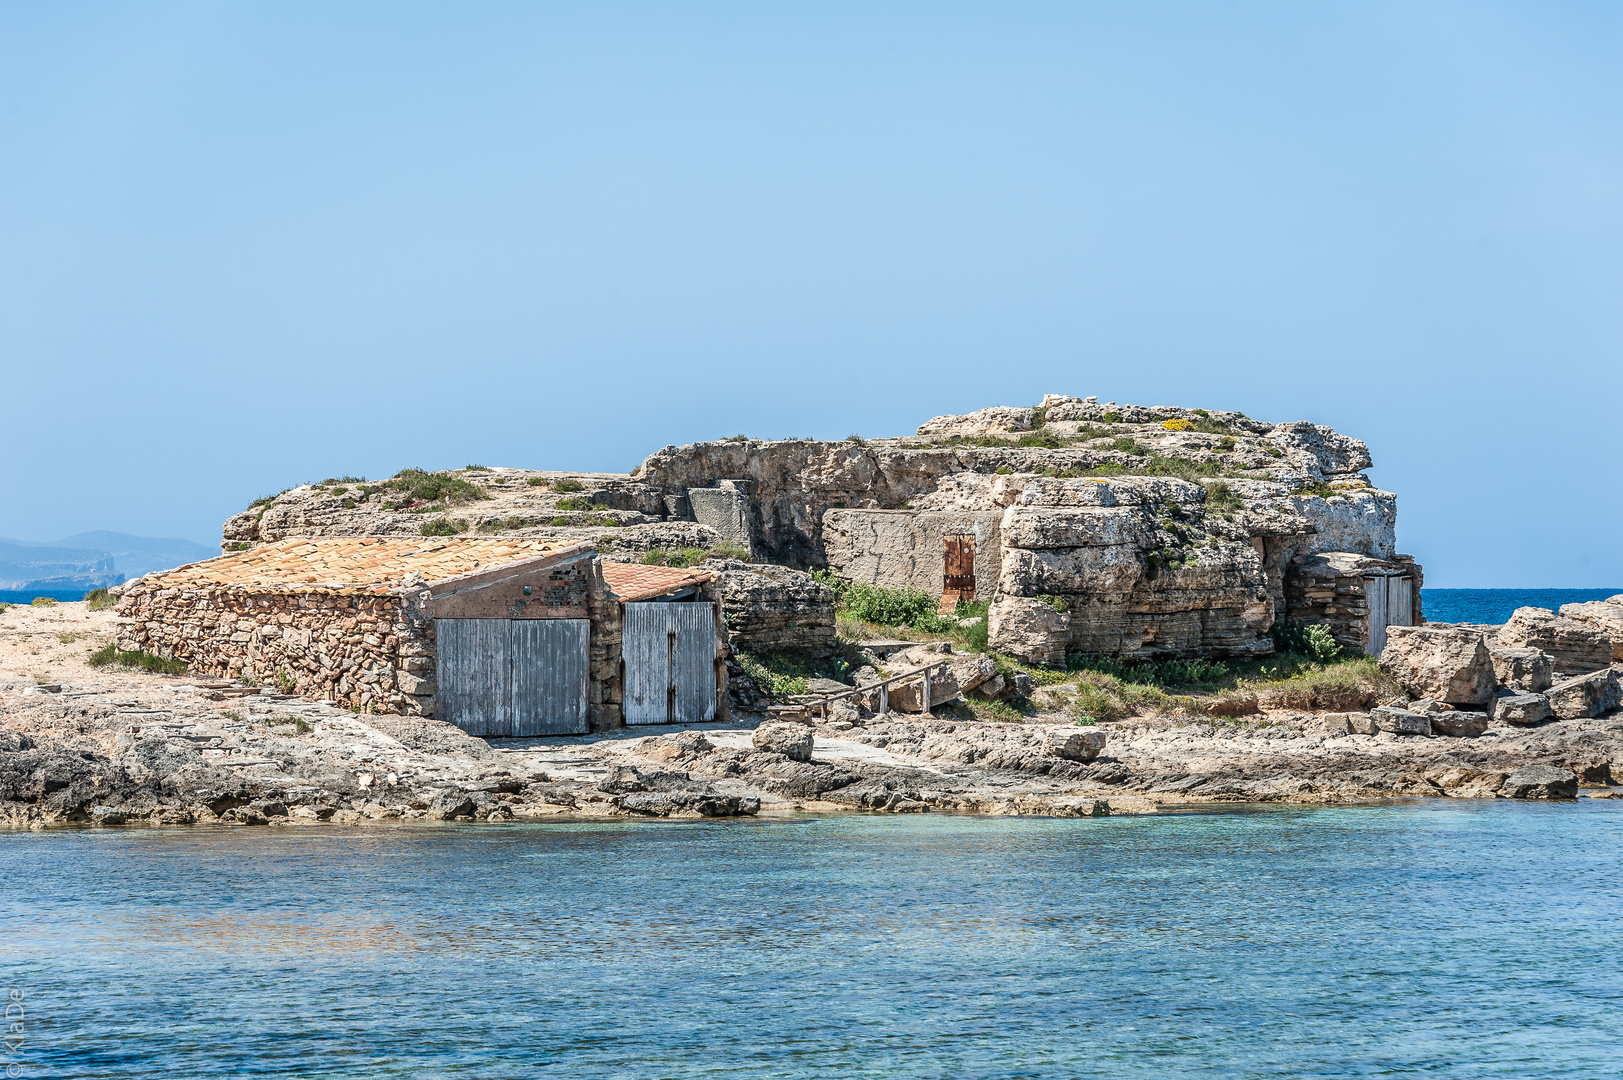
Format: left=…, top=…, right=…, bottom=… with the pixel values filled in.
left=3, top=602, right=1619, bottom=829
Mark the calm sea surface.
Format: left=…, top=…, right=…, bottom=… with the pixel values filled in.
left=4, top=804, right=1622, bottom=1078
left=1421, top=588, right=1619, bottom=625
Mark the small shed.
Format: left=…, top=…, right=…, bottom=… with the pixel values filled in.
left=1285, top=551, right=1425, bottom=655
left=600, top=563, right=727, bottom=727
left=115, top=537, right=727, bottom=737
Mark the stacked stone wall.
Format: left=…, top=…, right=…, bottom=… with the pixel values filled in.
left=1285, top=553, right=1423, bottom=653
left=587, top=563, right=624, bottom=731
left=116, top=588, right=432, bottom=715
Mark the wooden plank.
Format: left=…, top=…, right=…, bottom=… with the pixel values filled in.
left=435, top=618, right=513, bottom=737
left=623, top=602, right=717, bottom=725
left=622, top=602, right=669, bottom=725
left=1389, top=577, right=1414, bottom=631
left=511, top=618, right=589, bottom=736
left=1364, top=576, right=1389, bottom=657
left=669, top=603, right=717, bottom=724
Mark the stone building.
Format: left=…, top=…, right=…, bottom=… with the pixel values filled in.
left=213, top=394, right=1423, bottom=665
left=116, top=537, right=725, bottom=735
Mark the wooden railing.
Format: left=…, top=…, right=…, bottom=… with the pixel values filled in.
left=801, top=659, right=951, bottom=718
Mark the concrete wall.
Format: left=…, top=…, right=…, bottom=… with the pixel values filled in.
left=822, top=508, right=1003, bottom=600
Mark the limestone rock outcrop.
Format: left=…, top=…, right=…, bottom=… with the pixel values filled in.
left=705, top=560, right=837, bottom=659
left=1379, top=627, right=1496, bottom=706
left=1488, top=691, right=1552, bottom=726
left=752, top=722, right=814, bottom=762
left=1489, top=647, right=1554, bottom=693
left=1499, top=765, right=1578, bottom=799
left=1496, top=607, right=1614, bottom=675
left=1560, top=596, right=1623, bottom=662
left=1546, top=669, right=1622, bottom=720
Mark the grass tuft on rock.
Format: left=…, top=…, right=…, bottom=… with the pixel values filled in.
left=84, top=588, right=115, bottom=611
left=89, top=645, right=187, bottom=675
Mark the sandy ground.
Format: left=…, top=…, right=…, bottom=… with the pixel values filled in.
left=2, top=601, right=1619, bottom=830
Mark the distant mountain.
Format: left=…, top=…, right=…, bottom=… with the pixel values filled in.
left=0, top=532, right=216, bottom=591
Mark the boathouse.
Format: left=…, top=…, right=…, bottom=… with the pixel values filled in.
left=115, top=537, right=727, bottom=736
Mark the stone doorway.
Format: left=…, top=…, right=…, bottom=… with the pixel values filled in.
left=940, top=535, right=976, bottom=614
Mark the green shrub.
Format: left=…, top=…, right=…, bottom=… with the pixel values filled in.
left=554, top=497, right=592, bottom=511
left=1035, top=593, right=1068, bottom=613
left=31, top=597, right=57, bottom=607
left=846, top=434, right=866, bottom=444
left=1264, top=445, right=1284, bottom=458
left=551, top=478, right=585, bottom=492
left=1204, top=481, right=1242, bottom=513
left=419, top=518, right=468, bottom=536
left=547, top=517, right=571, bottom=526
left=1270, top=618, right=1342, bottom=662
left=736, top=652, right=809, bottom=697
left=385, top=468, right=490, bottom=506
left=1254, top=656, right=1396, bottom=711
left=841, top=582, right=955, bottom=633
left=88, top=645, right=186, bottom=675
left=1067, top=654, right=1232, bottom=687
left=1112, top=437, right=1147, bottom=454
left=526, top=476, right=547, bottom=487
left=464, top=464, right=492, bottom=471
left=1292, top=482, right=1338, bottom=499
left=723, top=434, right=750, bottom=443
left=994, top=466, right=1014, bottom=475
left=1102, top=412, right=1122, bottom=423
left=85, top=588, right=115, bottom=611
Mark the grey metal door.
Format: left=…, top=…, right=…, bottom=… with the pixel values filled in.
left=437, top=618, right=590, bottom=737
left=512, top=619, right=589, bottom=736
left=436, top=618, right=513, bottom=737
left=622, top=602, right=717, bottom=725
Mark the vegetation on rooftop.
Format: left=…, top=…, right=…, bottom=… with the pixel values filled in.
left=639, top=544, right=751, bottom=567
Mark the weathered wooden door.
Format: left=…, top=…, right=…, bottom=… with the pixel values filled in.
left=436, top=618, right=513, bottom=737
left=940, top=535, right=976, bottom=614
left=436, top=618, right=590, bottom=737
left=1364, top=575, right=1416, bottom=657
left=512, top=619, right=590, bottom=736
left=622, top=602, right=718, bottom=725
left=1387, top=577, right=1414, bottom=634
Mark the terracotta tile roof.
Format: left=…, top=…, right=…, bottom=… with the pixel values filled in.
left=138, top=537, right=592, bottom=595
left=600, top=562, right=716, bottom=603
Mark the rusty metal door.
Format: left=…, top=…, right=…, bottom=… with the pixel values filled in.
left=511, top=619, right=590, bottom=736
left=940, top=535, right=976, bottom=614
left=623, top=602, right=717, bottom=725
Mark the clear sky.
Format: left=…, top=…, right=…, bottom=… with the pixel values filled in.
left=3, top=2, right=1618, bottom=587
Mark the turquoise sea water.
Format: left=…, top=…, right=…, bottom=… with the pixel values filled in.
left=1421, top=588, right=1619, bottom=625
left=4, top=804, right=1622, bottom=1078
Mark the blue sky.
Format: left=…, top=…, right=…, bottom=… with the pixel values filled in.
left=3, top=2, right=1618, bottom=587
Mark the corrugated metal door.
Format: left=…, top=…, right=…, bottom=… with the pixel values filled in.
left=436, top=618, right=513, bottom=737
left=623, top=602, right=717, bottom=725
left=512, top=619, right=590, bottom=736
left=437, top=618, right=590, bottom=737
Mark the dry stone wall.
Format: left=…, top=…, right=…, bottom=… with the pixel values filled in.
left=116, top=588, right=432, bottom=716
left=1286, top=552, right=1423, bottom=653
